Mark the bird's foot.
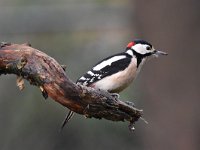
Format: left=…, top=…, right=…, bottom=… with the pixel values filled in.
left=125, top=101, right=135, bottom=107
left=111, top=93, right=120, bottom=99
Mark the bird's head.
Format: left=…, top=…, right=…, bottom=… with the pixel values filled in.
left=126, top=39, right=168, bottom=58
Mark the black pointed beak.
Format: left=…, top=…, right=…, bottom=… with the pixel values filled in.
left=153, top=50, right=168, bottom=57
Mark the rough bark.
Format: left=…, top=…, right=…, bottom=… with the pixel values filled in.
left=0, top=42, right=142, bottom=130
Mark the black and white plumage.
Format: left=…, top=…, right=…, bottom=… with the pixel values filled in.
left=76, top=53, right=133, bottom=93
left=61, top=39, right=167, bottom=129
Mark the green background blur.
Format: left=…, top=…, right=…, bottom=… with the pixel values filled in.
left=0, top=0, right=199, bottom=150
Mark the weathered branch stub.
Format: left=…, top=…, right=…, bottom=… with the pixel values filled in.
left=0, top=42, right=142, bottom=131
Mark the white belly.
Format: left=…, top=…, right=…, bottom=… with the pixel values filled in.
left=92, top=58, right=141, bottom=93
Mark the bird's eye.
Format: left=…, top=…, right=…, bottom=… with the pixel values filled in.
left=146, top=46, right=151, bottom=50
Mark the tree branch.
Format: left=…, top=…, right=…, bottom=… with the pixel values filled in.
left=0, top=42, right=143, bottom=131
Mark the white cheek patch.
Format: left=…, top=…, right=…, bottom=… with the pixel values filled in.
left=131, top=44, right=149, bottom=55
left=93, top=55, right=126, bottom=71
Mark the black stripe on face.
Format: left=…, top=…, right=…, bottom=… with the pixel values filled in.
left=132, top=50, right=152, bottom=67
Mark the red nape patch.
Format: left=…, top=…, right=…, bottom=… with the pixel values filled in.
left=126, top=42, right=135, bottom=48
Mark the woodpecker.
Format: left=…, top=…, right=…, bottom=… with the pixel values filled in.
left=61, top=39, right=167, bottom=129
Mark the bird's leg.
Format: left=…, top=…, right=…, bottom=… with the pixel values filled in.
left=125, top=101, right=135, bottom=107
left=110, top=93, right=120, bottom=98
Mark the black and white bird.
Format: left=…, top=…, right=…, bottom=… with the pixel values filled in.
left=61, top=39, right=167, bottom=129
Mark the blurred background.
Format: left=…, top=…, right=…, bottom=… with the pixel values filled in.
left=0, top=0, right=199, bottom=150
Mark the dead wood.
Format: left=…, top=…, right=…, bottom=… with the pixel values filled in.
left=0, top=42, right=143, bottom=131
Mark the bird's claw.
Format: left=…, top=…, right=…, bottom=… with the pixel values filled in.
left=125, top=101, right=135, bottom=107
left=111, top=93, right=120, bottom=99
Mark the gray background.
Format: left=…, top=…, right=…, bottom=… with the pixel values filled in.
left=0, top=0, right=199, bottom=150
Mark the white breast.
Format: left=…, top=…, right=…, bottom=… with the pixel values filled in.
left=92, top=57, right=142, bottom=93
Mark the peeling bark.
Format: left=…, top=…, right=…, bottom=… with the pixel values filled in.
left=0, top=42, right=142, bottom=131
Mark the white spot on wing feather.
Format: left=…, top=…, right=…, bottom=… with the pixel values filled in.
left=87, top=71, right=94, bottom=76
left=80, top=76, right=86, bottom=80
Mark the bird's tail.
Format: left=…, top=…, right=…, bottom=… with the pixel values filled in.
left=60, top=110, right=74, bottom=130
left=60, top=80, right=80, bottom=130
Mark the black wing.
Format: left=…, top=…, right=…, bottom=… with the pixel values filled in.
left=76, top=53, right=132, bottom=86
